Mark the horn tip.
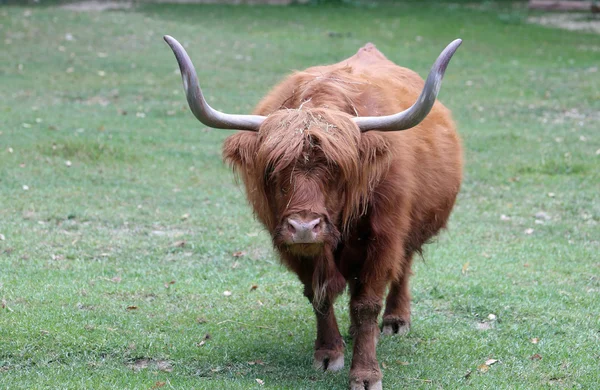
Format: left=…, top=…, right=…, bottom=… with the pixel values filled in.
left=163, top=35, right=176, bottom=46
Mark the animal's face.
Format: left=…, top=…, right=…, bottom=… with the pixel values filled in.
left=265, top=146, right=344, bottom=256
left=224, top=109, right=389, bottom=257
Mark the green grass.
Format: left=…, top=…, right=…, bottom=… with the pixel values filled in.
left=1, top=2, right=599, bottom=389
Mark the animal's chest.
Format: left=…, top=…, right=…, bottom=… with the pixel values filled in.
left=333, top=216, right=372, bottom=279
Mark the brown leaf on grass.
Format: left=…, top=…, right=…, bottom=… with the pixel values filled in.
left=531, top=338, right=539, bottom=344
left=255, top=378, right=265, bottom=385
left=232, top=251, right=245, bottom=257
left=164, top=280, right=176, bottom=289
left=477, top=364, right=489, bottom=373
left=530, top=353, right=542, bottom=361
left=396, top=361, right=410, bottom=366
left=250, top=284, right=258, bottom=291
left=461, top=262, right=469, bottom=275
left=381, top=362, right=388, bottom=369
left=151, top=382, right=166, bottom=389
left=126, top=306, right=138, bottom=310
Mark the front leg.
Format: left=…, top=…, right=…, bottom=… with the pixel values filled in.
left=312, top=297, right=345, bottom=371
left=348, top=278, right=387, bottom=390
left=295, top=256, right=346, bottom=372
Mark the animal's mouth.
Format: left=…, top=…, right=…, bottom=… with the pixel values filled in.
left=284, top=243, right=325, bottom=257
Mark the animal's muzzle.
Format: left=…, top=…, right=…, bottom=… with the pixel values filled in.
left=286, top=216, right=324, bottom=244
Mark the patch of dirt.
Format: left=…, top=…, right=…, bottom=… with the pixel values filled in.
left=528, top=13, right=600, bottom=34
left=60, top=1, right=133, bottom=12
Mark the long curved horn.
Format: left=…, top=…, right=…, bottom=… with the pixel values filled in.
left=163, top=35, right=266, bottom=131
left=353, top=39, right=462, bottom=132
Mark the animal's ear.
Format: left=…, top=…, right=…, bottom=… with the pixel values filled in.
left=222, top=131, right=259, bottom=170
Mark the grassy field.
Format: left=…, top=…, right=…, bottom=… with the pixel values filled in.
left=1, top=2, right=599, bottom=389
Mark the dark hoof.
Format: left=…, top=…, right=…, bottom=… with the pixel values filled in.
left=381, top=317, right=410, bottom=336
left=313, top=349, right=344, bottom=372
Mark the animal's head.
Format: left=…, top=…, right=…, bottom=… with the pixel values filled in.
left=163, top=36, right=460, bottom=256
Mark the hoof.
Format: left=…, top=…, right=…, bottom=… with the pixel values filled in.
left=313, top=350, right=344, bottom=372
left=381, top=317, right=410, bottom=336
left=350, top=379, right=383, bottom=390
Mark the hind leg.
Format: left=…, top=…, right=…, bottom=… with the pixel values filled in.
left=382, top=253, right=413, bottom=336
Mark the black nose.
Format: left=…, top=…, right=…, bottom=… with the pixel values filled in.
left=286, top=217, right=321, bottom=243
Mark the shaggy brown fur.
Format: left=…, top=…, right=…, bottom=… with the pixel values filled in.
left=222, top=43, right=462, bottom=389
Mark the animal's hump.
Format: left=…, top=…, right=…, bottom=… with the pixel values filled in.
left=344, top=42, right=391, bottom=69
left=356, top=43, right=387, bottom=59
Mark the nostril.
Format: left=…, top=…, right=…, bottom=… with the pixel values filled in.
left=307, top=218, right=321, bottom=232
left=286, top=219, right=297, bottom=234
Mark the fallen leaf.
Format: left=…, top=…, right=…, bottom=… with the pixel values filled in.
left=461, top=262, right=469, bottom=275
left=477, top=364, right=489, bottom=373
left=232, top=251, right=245, bottom=257
left=197, top=340, right=205, bottom=347
left=530, top=353, right=542, bottom=361
left=381, top=362, right=388, bottom=369
left=127, top=306, right=138, bottom=310
left=223, top=291, right=232, bottom=297
left=172, top=240, right=186, bottom=248
left=196, top=317, right=207, bottom=324
left=250, top=284, right=258, bottom=291
left=485, top=359, right=498, bottom=366
left=164, top=280, right=176, bottom=289
left=531, top=338, right=539, bottom=344
left=255, top=378, right=265, bottom=385
left=151, top=382, right=166, bottom=389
